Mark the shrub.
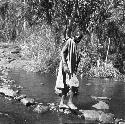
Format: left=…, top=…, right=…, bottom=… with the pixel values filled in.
left=87, top=61, right=125, bottom=80
left=19, top=24, right=59, bottom=72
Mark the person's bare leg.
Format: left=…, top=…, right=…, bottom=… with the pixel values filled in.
left=59, top=95, right=69, bottom=108
left=60, top=95, right=64, bottom=106
left=67, top=88, right=77, bottom=109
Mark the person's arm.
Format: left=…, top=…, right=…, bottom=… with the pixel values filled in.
left=61, top=40, right=70, bottom=73
left=61, top=41, right=68, bottom=64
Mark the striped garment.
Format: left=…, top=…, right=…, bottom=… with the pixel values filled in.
left=55, top=38, right=79, bottom=93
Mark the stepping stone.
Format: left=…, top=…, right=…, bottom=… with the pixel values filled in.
left=20, top=98, right=35, bottom=106
left=79, top=110, right=114, bottom=123
left=33, top=103, right=49, bottom=113
left=79, top=110, right=100, bottom=121
left=92, top=101, right=109, bottom=110
left=0, top=87, right=18, bottom=97
left=99, top=112, right=114, bottom=123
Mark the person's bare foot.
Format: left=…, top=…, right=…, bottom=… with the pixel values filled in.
left=67, top=102, right=77, bottom=110
left=59, top=103, right=69, bottom=109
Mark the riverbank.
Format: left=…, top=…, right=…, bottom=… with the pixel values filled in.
left=1, top=43, right=124, bottom=81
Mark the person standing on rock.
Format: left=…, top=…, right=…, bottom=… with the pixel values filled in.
left=55, top=32, right=83, bottom=110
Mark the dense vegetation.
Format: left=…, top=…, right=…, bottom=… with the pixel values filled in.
left=0, top=0, right=125, bottom=78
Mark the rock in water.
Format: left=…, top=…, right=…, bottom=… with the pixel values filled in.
left=79, top=110, right=100, bottom=121
left=20, top=98, right=35, bottom=106
left=79, top=110, right=114, bottom=123
left=33, top=104, right=49, bottom=113
left=92, top=101, right=109, bottom=110
left=0, top=87, right=18, bottom=97
left=99, top=112, right=114, bottom=123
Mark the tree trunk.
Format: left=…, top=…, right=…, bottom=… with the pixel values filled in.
left=105, top=38, right=110, bottom=63
left=23, top=0, right=26, bottom=31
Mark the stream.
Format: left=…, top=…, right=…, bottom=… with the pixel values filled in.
left=0, top=69, right=125, bottom=124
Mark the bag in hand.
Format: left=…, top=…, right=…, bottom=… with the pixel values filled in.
left=63, top=63, right=70, bottom=73
left=66, top=74, right=79, bottom=88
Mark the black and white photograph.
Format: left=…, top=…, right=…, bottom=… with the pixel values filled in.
left=0, top=0, right=125, bottom=124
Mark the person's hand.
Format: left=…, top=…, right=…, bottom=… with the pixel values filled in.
left=63, top=63, right=70, bottom=73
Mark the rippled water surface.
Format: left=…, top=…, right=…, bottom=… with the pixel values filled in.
left=0, top=69, right=124, bottom=124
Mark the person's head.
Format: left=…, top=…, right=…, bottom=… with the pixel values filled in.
left=74, top=32, right=83, bottom=44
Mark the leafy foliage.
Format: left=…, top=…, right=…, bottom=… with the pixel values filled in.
left=20, top=24, right=58, bottom=72
left=87, top=61, right=125, bottom=80
left=0, top=0, right=125, bottom=74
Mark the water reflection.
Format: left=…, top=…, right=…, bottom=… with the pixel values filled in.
left=110, top=82, right=125, bottom=119
left=3, top=69, right=125, bottom=123
left=82, top=78, right=125, bottom=119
